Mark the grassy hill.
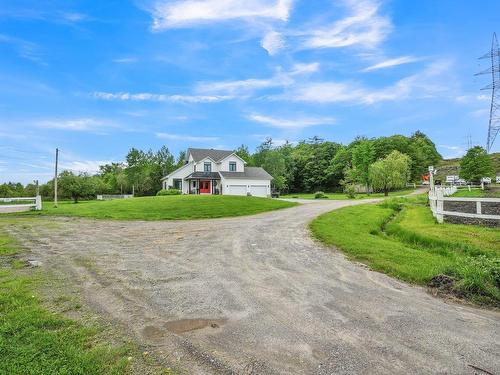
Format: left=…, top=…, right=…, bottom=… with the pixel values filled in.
left=435, top=152, right=500, bottom=181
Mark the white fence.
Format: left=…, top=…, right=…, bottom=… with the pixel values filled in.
left=0, top=196, right=42, bottom=212
left=96, top=194, right=134, bottom=200
left=429, top=187, right=500, bottom=224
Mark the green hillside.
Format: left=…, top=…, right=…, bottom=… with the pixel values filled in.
left=435, top=152, right=500, bottom=181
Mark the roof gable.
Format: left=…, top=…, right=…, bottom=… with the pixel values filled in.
left=218, top=152, right=247, bottom=165
left=220, top=167, right=273, bottom=180
left=187, top=148, right=234, bottom=162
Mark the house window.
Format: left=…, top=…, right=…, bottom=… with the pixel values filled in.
left=229, top=162, right=237, bottom=172
left=204, top=162, right=211, bottom=172
left=173, top=179, right=182, bottom=190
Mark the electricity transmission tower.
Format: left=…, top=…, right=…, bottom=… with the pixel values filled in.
left=476, top=32, right=500, bottom=153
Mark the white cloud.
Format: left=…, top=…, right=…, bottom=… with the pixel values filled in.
left=93, top=91, right=229, bottom=103
left=252, top=134, right=296, bottom=146
left=197, top=78, right=281, bottom=96
left=197, top=63, right=317, bottom=96
left=60, top=160, right=110, bottom=174
left=60, top=12, right=87, bottom=23
left=156, top=132, right=219, bottom=142
left=469, top=108, right=490, bottom=117
left=0, top=33, right=45, bottom=64
left=150, top=0, right=293, bottom=30
left=36, top=118, right=115, bottom=132
left=289, top=62, right=320, bottom=75
left=261, top=30, right=285, bottom=55
left=248, top=113, right=335, bottom=129
left=361, top=56, right=421, bottom=72
left=455, top=94, right=490, bottom=104
left=438, top=145, right=465, bottom=159
left=284, top=59, right=452, bottom=105
left=112, top=57, right=138, bottom=63
left=298, top=0, right=392, bottom=50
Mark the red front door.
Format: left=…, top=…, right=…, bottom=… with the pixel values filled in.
left=200, top=180, right=211, bottom=194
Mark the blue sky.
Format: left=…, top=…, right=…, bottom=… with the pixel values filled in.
left=0, top=0, right=499, bottom=183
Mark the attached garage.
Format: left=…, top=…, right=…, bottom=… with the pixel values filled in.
left=226, top=184, right=247, bottom=196
left=220, top=167, right=273, bottom=198
left=249, top=185, right=268, bottom=197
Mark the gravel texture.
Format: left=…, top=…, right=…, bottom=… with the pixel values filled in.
left=5, top=198, right=500, bottom=375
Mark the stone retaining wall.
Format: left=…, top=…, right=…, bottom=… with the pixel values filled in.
left=443, top=201, right=500, bottom=227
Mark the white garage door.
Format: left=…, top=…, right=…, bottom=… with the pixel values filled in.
left=250, top=185, right=267, bottom=197
left=226, top=185, right=247, bottom=196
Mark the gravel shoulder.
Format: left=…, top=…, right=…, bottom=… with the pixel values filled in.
left=4, top=198, right=499, bottom=375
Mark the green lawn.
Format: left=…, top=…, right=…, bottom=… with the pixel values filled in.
left=451, top=189, right=500, bottom=198
left=26, top=195, right=297, bottom=220
left=281, top=188, right=417, bottom=200
left=310, top=197, right=500, bottom=306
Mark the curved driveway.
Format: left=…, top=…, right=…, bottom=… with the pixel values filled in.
left=8, top=199, right=500, bottom=374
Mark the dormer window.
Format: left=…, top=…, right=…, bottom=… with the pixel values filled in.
left=204, top=162, right=211, bottom=172
left=229, top=162, right=237, bottom=172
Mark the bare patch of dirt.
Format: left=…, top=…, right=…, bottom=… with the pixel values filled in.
left=427, top=274, right=456, bottom=292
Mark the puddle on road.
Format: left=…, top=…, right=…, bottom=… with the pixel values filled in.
left=164, top=318, right=227, bottom=334
left=142, top=325, right=167, bottom=342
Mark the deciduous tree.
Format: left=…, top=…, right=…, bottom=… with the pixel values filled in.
left=369, top=151, right=411, bottom=196
left=459, top=146, right=493, bottom=183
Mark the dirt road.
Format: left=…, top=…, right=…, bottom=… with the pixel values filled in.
left=6, top=199, right=500, bottom=374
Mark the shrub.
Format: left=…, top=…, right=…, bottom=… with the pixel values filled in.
left=156, top=188, right=181, bottom=196
left=314, top=191, right=328, bottom=199
left=343, top=184, right=356, bottom=199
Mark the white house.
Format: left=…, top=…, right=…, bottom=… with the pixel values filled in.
left=161, top=148, right=273, bottom=197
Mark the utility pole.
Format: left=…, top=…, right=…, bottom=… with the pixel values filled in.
left=34, top=179, right=39, bottom=196
left=54, top=148, right=59, bottom=208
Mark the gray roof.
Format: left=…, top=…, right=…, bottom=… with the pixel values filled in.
left=219, top=167, right=273, bottom=180
left=187, top=148, right=234, bottom=162
left=185, top=172, right=221, bottom=179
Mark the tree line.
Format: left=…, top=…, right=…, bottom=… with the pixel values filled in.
left=236, top=131, right=441, bottom=194
left=1, top=131, right=443, bottom=201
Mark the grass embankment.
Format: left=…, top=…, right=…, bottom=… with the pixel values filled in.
left=451, top=189, right=500, bottom=198
left=310, top=196, right=500, bottom=306
left=0, top=229, right=132, bottom=375
left=28, top=195, right=297, bottom=220
left=281, top=188, right=416, bottom=200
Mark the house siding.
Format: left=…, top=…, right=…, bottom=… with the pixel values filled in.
left=219, top=156, right=244, bottom=172
left=164, top=163, right=194, bottom=194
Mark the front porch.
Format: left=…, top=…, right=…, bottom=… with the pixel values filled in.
left=185, top=172, right=221, bottom=195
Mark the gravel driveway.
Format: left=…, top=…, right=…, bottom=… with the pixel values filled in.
left=6, top=199, right=500, bottom=374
